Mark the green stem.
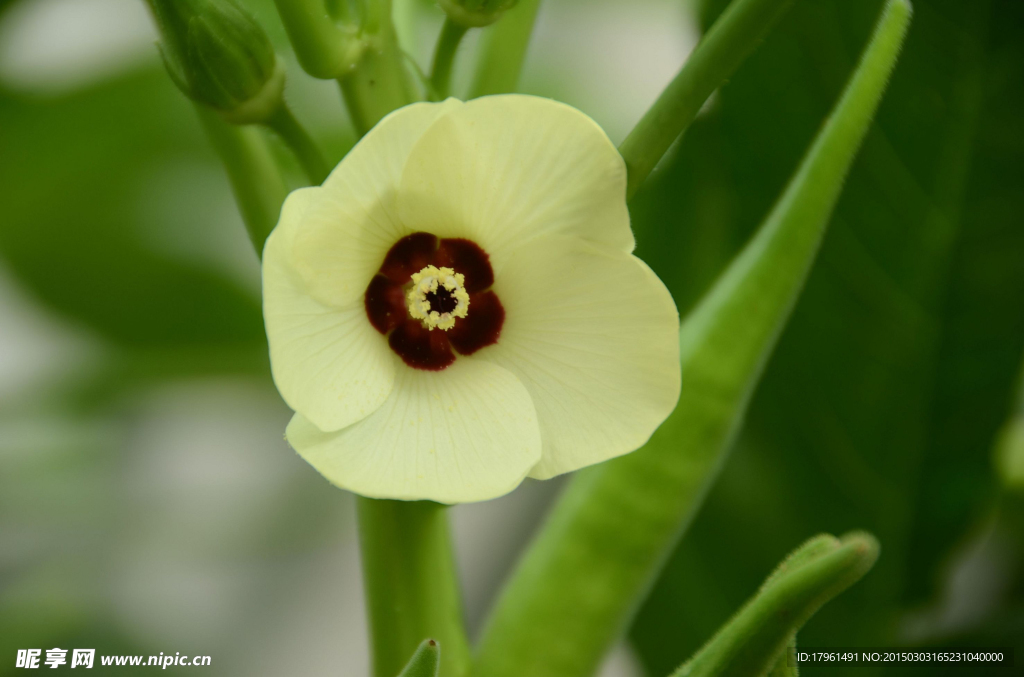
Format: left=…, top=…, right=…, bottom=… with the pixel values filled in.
left=473, top=1, right=911, bottom=675
left=619, top=0, right=796, bottom=199
left=672, top=533, right=879, bottom=677
left=767, top=638, right=799, bottom=677
left=272, top=0, right=364, bottom=79
left=337, top=0, right=415, bottom=136
left=326, top=0, right=352, bottom=24
left=760, top=535, right=837, bottom=677
left=358, top=498, right=471, bottom=677
left=469, top=0, right=541, bottom=97
left=339, top=46, right=415, bottom=136
left=265, top=104, right=330, bottom=185
left=195, top=105, right=288, bottom=255
left=430, top=18, right=469, bottom=100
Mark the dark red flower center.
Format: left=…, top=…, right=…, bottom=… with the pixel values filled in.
left=364, top=233, right=505, bottom=371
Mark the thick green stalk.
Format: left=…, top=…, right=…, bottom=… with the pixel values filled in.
left=195, top=105, right=288, bottom=255
left=339, top=2, right=458, bottom=675
left=265, top=104, right=330, bottom=185
left=272, top=0, right=363, bottom=79
left=473, top=2, right=911, bottom=676
left=672, top=533, right=879, bottom=677
left=338, top=0, right=415, bottom=136
left=358, top=498, right=470, bottom=677
left=619, top=0, right=795, bottom=199
left=430, top=18, right=469, bottom=100
left=468, top=0, right=541, bottom=97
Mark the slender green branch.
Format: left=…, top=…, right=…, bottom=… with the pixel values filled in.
left=619, top=0, right=795, bottom=199
left=473, top=2, right=911, bottom=675
left=430, top=18, right=470, bottom=100
left=358, top=498, right=470, bottom=677
left=469, top=0, right=541, bottom=97
left=195, top=105, right=289, bottom=256
left=272, top=0, right=364, bottom=79
left=265, top=104, right=330, bottom=184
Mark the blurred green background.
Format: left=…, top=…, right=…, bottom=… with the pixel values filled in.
left=0, top=0, right=1021, bottom=675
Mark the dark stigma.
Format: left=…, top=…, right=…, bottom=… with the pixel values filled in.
left=425, top=286, right=459, bottom=314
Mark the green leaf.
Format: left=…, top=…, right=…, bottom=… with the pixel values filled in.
left=472, top=2, right=910, bottom=676
left=672, top=533, right=879, bottom=677
left=397, top=639, right=440, bottom=677
left=631, top=0, right=1024, bottom=671
left=0, top=70, right=265, bottom=351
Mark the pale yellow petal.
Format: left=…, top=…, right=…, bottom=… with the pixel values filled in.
left=263, top=195, right=396, bottom=432
left=476, top=236, right=680, bottom=479
left=286, top=357, right=542, bottom=503
left=397, top=95, right=633, bottom=273
left=282, top=99, right=464, bottom=307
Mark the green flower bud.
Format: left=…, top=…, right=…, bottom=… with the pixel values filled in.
left=147, top=0, right=284, bottom=124
left=438, top=0, right=519, bottom=27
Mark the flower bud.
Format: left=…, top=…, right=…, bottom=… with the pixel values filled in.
left=438, top=0, right=519, bottom=27
left=147, top=0, right=284, bottom=124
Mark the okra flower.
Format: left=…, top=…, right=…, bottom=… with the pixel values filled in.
left=263, top=95, right=680, bottom=503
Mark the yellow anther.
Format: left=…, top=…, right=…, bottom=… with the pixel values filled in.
left=406, top=265, right=470, bottom=330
